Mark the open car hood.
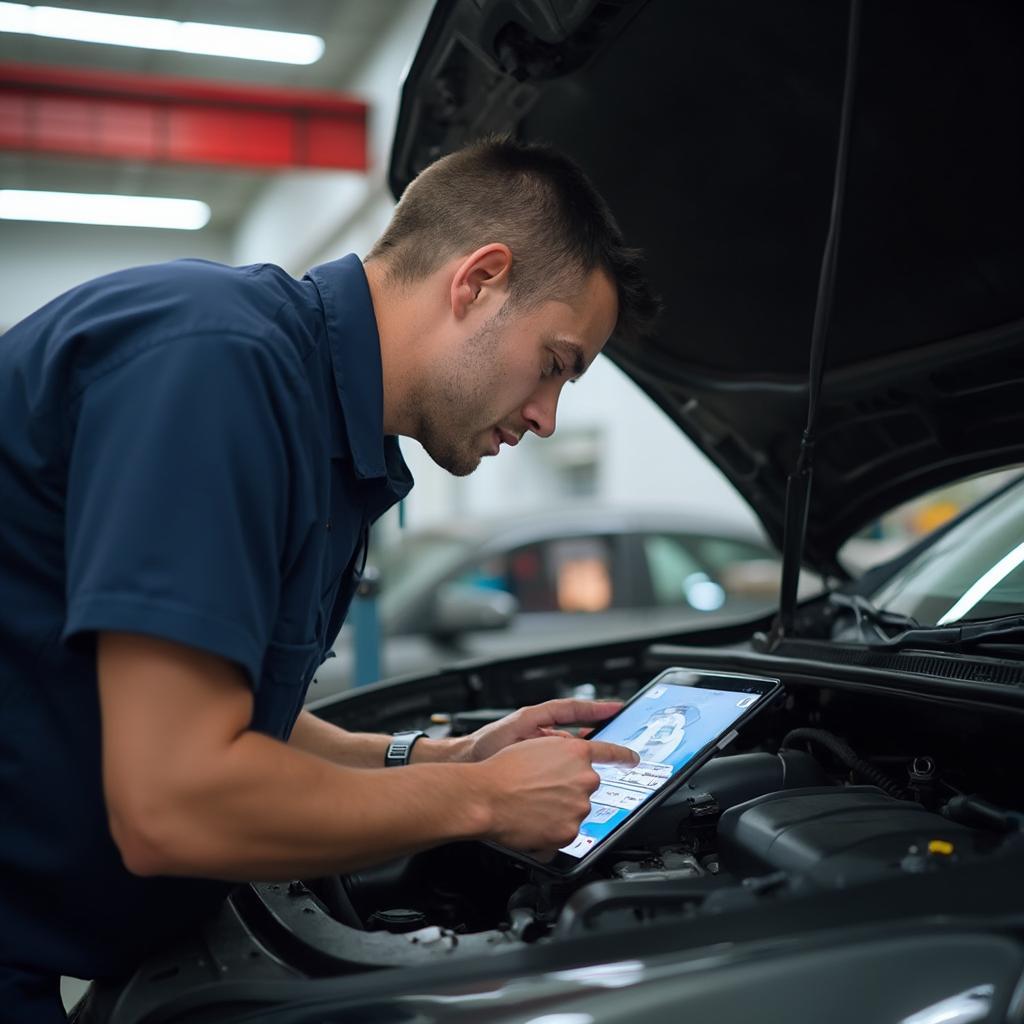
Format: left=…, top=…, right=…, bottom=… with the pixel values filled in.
left=389, top=0, right=1024, bottom=575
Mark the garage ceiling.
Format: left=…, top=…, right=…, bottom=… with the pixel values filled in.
left=0, top=0, right=411, bottom=231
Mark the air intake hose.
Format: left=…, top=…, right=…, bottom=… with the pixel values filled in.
left=780, top=728, right=907, bottom=799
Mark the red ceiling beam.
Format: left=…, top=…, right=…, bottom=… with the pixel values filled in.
left=0, top=62, right=368, bottom=171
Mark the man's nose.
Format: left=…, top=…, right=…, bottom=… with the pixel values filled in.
left=522, top=389, right=557, bottom=438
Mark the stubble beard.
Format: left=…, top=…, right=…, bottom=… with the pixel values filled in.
left=413, top=315, right=508, bottom=477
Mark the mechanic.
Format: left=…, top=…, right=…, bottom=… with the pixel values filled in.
left=0, top=137, right=658, bottom=1022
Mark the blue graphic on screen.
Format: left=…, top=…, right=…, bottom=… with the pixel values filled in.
left=559, top=678, right=760, bottom=859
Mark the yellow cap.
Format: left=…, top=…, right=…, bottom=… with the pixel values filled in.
left=927, top=839, right=955, bottom=856
left=430, top=713, right=451, bottom=725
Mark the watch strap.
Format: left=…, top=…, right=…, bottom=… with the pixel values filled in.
left=385, top=730, right=425, bottom=767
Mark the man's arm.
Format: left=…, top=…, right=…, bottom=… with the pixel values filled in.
left=288, top=697, right=629, bottom=768
left=98, top=632, right=636, bottom=881
left=287, top=710, right=471, bottom=768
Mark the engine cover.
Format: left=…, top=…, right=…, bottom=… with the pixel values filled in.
left=718, top=787, right=977, bottom=880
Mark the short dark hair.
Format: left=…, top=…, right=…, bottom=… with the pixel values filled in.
left=367, top=136, right=660, bottom=345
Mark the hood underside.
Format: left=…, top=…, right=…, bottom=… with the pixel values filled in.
left=390, top=0, right=1024, bottom=573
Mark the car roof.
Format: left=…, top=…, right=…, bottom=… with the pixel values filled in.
left=395, top=505, right=773, bottom=554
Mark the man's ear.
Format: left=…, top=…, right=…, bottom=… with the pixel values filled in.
left=450, top=244, right=512, bottom=320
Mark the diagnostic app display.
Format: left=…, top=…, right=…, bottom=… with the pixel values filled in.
left=560, top=681, right=758, bottom=858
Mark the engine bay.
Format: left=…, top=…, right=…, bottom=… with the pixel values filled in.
left=227, top=642, right=1024, bottom=975
left=287, top=746, right=1013, bottom=963
left=90, top=635, right=1024, bottom=1024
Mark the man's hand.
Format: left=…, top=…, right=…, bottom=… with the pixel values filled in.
left=456, top=698, right=626, bottom=763
left=472, top=734, right=638, bottom=854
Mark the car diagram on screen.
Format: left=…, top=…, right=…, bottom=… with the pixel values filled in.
left=620, top=704, right=701, bottom=764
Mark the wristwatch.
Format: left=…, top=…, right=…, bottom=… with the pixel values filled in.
left=385, top=730, right=425, bottom=767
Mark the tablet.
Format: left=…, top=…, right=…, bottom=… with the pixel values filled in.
left=500, top=666, right=782, bottom=878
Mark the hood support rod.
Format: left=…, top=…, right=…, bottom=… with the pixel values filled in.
left=769, top=0, right=862, bottom=649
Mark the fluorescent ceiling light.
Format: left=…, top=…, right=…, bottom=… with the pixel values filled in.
left=0, top=3, right=324, bottom=64
left=937, top=539, right=1024, bottom=624
left=0, top=190, right=211, bottom=230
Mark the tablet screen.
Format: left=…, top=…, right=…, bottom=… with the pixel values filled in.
left=558, top=674, right=769, bottom=859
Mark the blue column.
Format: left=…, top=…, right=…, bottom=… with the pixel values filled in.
left=351, top=565, right=382, bottom=687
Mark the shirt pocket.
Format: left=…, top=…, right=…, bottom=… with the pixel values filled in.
left=251, top=639, right=321, bottom=740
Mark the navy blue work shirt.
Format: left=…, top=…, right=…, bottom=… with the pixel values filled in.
left=0, top=254, right=412, bottom=983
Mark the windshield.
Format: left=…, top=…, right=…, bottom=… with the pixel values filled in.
left=870, top=476, right=1024, bottom=625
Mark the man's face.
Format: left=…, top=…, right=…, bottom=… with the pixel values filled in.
left=414, top=269, right=618, bottom=477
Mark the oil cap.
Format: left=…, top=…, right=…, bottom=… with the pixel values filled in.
left=367, top=908, right=427, bottom=933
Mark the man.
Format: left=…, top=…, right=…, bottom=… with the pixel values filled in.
left=0, top=137, right=658, bottom=1021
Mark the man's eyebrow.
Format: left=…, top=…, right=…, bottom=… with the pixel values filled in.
left=551, top=338, right=588, bottom=379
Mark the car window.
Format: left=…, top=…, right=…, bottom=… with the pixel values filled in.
left=643, top=535, right=705, bottom=605
left=455, top=536, right=616, bottom=614
left=548, top=537, right=614, bottom=612
left=869, top=476, right=1024, bottom=624
left=641, top=534, right=736, bottom=611
left=692, top=536, right=773, bottom=571
left=642, top=533, right=784, bottom=610
left=839, top=468, right=1020, bottom=576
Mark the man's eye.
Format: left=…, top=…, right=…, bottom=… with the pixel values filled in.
left=543, top=360, right=564, bottom=379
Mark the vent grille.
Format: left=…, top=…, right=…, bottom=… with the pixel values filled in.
left=776, top=641, right=1024, bottom=686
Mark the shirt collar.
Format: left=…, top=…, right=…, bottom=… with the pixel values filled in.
left=305, top=255, right=411, bottom=501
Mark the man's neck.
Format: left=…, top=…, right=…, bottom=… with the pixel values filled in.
left=362, top=258, right=425, bottom=438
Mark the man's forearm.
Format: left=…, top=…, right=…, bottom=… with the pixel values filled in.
left=288, top=710, right=472, bottom=768
left=116, top=727, right=491, bottom=881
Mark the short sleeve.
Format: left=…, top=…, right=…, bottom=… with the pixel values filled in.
left=62, top=333, right=304, bottom=685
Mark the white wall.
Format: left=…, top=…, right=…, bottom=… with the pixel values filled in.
left=0, top=220, right=231, bottom=331
left=232, top=0, right=436, bottom=274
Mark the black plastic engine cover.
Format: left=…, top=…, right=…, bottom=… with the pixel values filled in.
left=718, top=786, right=977, bottom=879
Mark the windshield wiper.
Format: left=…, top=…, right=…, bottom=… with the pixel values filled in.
left=865, top=614, right=1024, bottom=651
left=828, top=593, right=1024, bottom=651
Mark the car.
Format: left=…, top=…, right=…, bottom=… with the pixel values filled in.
left=77, top=1, right=1024, bottom=1021
left=307, top=507, right=787, bottom=702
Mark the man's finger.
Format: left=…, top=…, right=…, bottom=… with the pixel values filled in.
left=538, top=727, right=575, bottom=739
left=528, top=698, right=624, bottom=728
left=587, top=740, right=640, bottom=765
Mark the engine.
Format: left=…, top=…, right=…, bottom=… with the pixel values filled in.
left=257, top=718, right=1019, bottom=967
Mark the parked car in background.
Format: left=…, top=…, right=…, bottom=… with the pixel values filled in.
left=307, top=507, right=791, bottom=702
